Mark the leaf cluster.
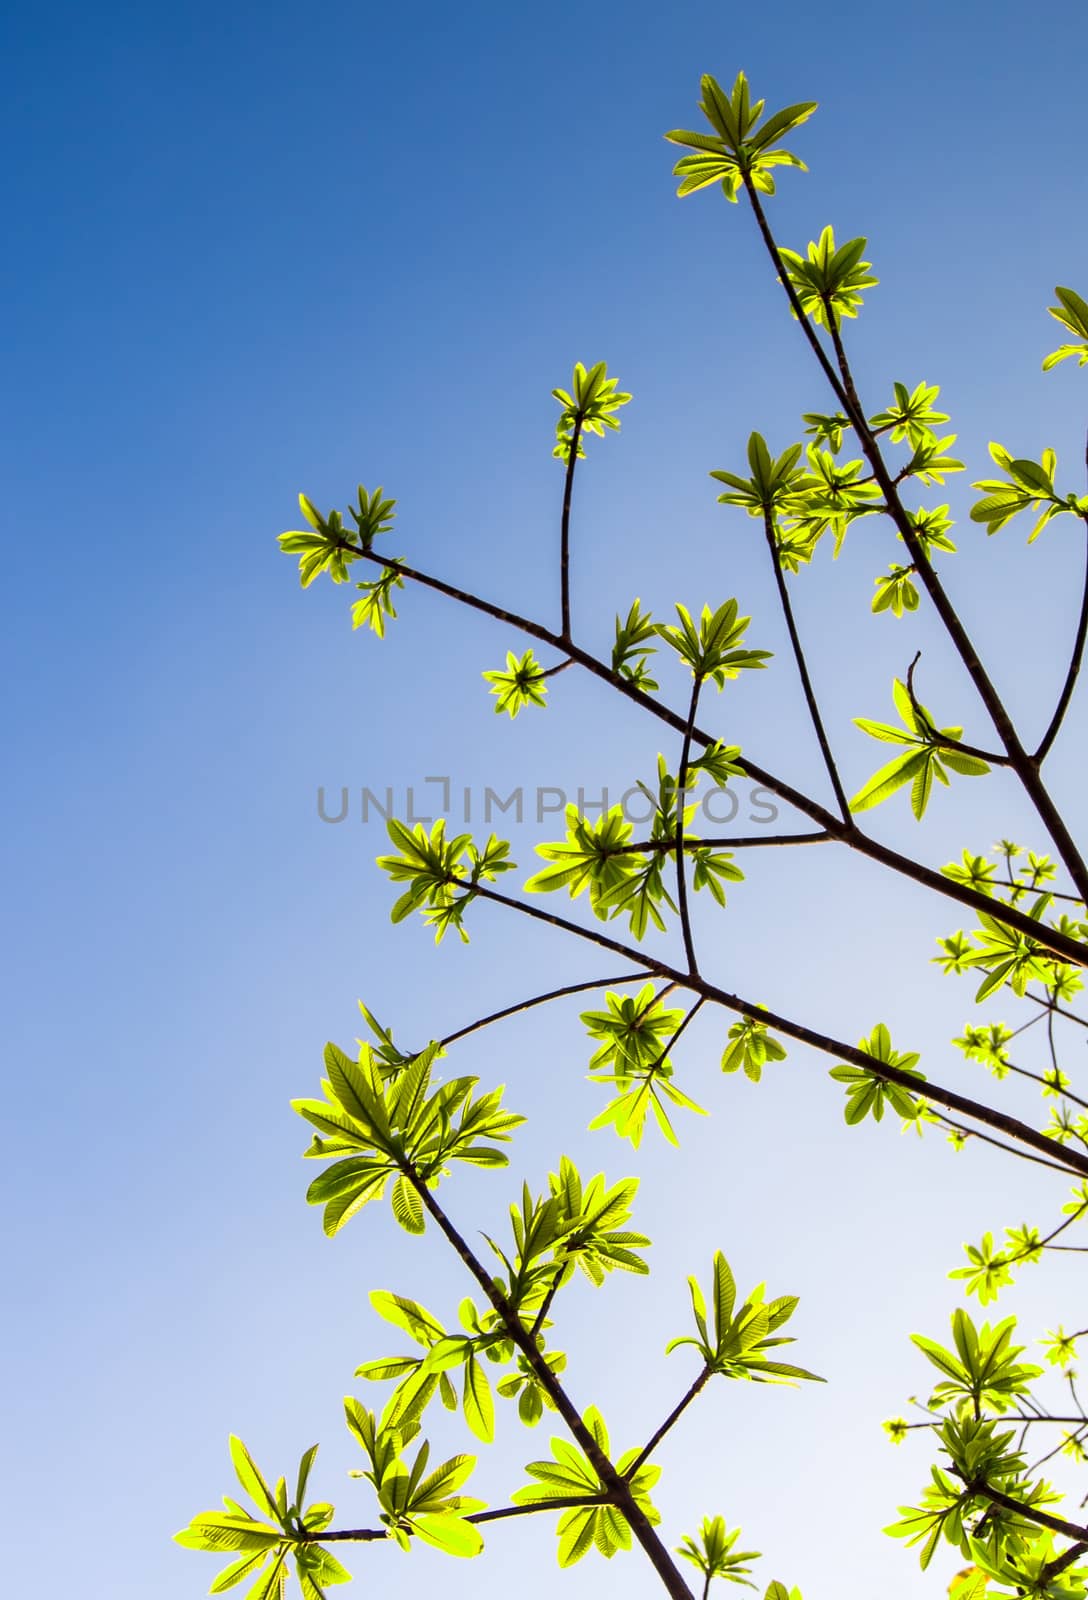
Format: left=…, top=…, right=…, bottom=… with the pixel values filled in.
left=666, top=1252, right=822, bottom=1384
left=666, top=71, right=816, bottom=202
left=292, top=1040, right=523, bottom=1236
left=376, top=817, right=516, bottom=942
left=512, top=1406, right=662, bottom=1566
left=552, top=360, right=631, bottom=460
left=174, top=1438, right=350, bottom=1600
left=851, top=679, right=990, bottom=820
left=278, top=488, right=396, bottom=588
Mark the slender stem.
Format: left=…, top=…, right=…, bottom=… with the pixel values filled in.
left=541, top=657, right=575, bottom=680
left=439, top=972, right=644, bottom=1049
left=1047, top=1000, right=1061, bottom=1074
left=1003, top=1058, right=1088, bottom=1113
left=744, top=180, right=1088, bottom=904
left=905, top=652, right=1009, bottom=766
left=761, top=505, right=851, bottom=816
left=931, top=1113, right=1074, bottom=1175
left=1036, top=517, right=1088, bottom=763
left=1042, top=1541, right=1088, bottom=1583
left=649, top=997, right=705, bottom=1073
left=675, top=677, right=702, bottom=973
left=560, top=419, right=583, bottom=642
left=340, top=540, right=1088, bottom=969
left=613, top=831, right=833, bottom=855
left=967, top=1478, right=1088, bottom=1545
left=991, top=879, right=1085, bottom=906
left=626, top=1366, right=713, bottom=1476
left=313, top=1495, right=614, bottom=1543
left=1025, top=990, right=1088, bottom=1028
left=463, top=878, right=1088, bottom=1177
left=1014, top=1415, right=1088, bottom=1426
left=528, top=1275, right=562, bottom=1342
left=904, top=1414, right=1088, bottom=1430
left=827, top=308, right=1088, bottom=901
left=404, top=1161, right=694, bottom=1598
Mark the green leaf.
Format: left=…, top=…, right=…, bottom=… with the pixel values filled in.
left=552, top=361, right=632, bottom=459
left=410, top=1513, right=485, bottom=1558
left=208, top=1553, right=269, bottom=1594
left=462, top=1355, right=496, bottom=1443
left=390, top=1175, right=425, bottom=1234
left=482, top=649, right=549, bottom=717
left=667, top=74, right=815, bottom=204
left=245, top=1552, right=288, bottom=1600
left=229, top=1437, right=279, bottom=1522
left=1043, top=285, right=1088, bottom=368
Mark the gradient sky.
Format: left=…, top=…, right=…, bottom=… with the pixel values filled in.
left=5, top=3, right=1088, bottom=1597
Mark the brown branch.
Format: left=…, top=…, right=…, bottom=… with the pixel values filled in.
left=626, top=1366, right=713, bottom=1477
left=1036, top=516, right=1088, bottom=763
left=401, top=1160, right=694, bottom=1599
left=675, top=676, right=702, bottom=974
left=905, top=652, right=1009, bottom=766
left=931, top=1113, right=1075, bottom=1175
left=559, top=419, right=583, bottom=642
left=612, top=831, right=833, bottom=856
left=762, top=504, right=850, bottom=816
left=462, top=878, right=1088, bottom=1177
left=438, top=972, right=645, bottom=1049
left=337, top=539, right=1088, bottom=969
left=1043, top=1540, right=1088, bottom=1583
left=967, top=1477, right=1088, bottom=1545
left=311, top=1494, right=614, bottom=1544
left=742, top=179, right=1088, bottom=905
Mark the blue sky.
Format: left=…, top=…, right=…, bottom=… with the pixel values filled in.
left=4, top=2, right=1088, bottom=1596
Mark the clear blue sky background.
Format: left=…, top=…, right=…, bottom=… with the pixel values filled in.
left=4, top=2, right=1088, bottom=1597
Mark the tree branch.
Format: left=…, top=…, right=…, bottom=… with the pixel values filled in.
left=311, top=1494, right=614, bottom=1544
left=742, top=179, right=1088, bottom=905
left=930, top=1113, right=1075, bottom=1175
left=967, top=1477, right=1088, bottom=1546
left=761, top=505, right=851, bottom=816
left=401, top=1159, right=695, bottom=1598
left=341, top=539, right=1088, bottom=969
left=1036, top=516, right=1088, bottom=763
left=438, top=972, right=645, bottom=1049
left=675, top=676, right=702, bottom=974
left=905, top=652, right=1010, bottom=766
left=613, top=831, right=833, bottom=856
left=1042, top=1540, right=1088, bottom=1584
left=462, top=878, right=1088, bottom=1177
left=559, top=419, right=583, bottom=642
left=626, top=1366, right=713, bottom=1477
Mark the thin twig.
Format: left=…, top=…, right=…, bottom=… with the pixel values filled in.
left=931, top=1113, right=1074, bottom=1175
left=312, top=1494, right=614, bottom=1544
left=626, top=1366, right=713, bottom=1476
left=402, top=1160, right=695, bottom=1599
left=1036, top=516, right=1088, bottom=763
left=1042, top=1540, right=1088, bottom=1583
left=612, top=831, right=833, bottom=856
left=905, top=652, right=1009, bottom=766
left=559, top=420, right=583, bottom=642
left=675, top=676, right=702, bottom=974
left=965, top=1477, right=1088, bottom=1545
left=460, top=877, right=1088, bottom=1177
left=761, top=504, right=851, bottom=815
left=334, top=538, right=1088, bottom=969
left=742, top=178, right=1088, bottom=904
left=439, top=972, right=645, bottom=1048
left=1024, top=989, right=1088, bottom=1029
